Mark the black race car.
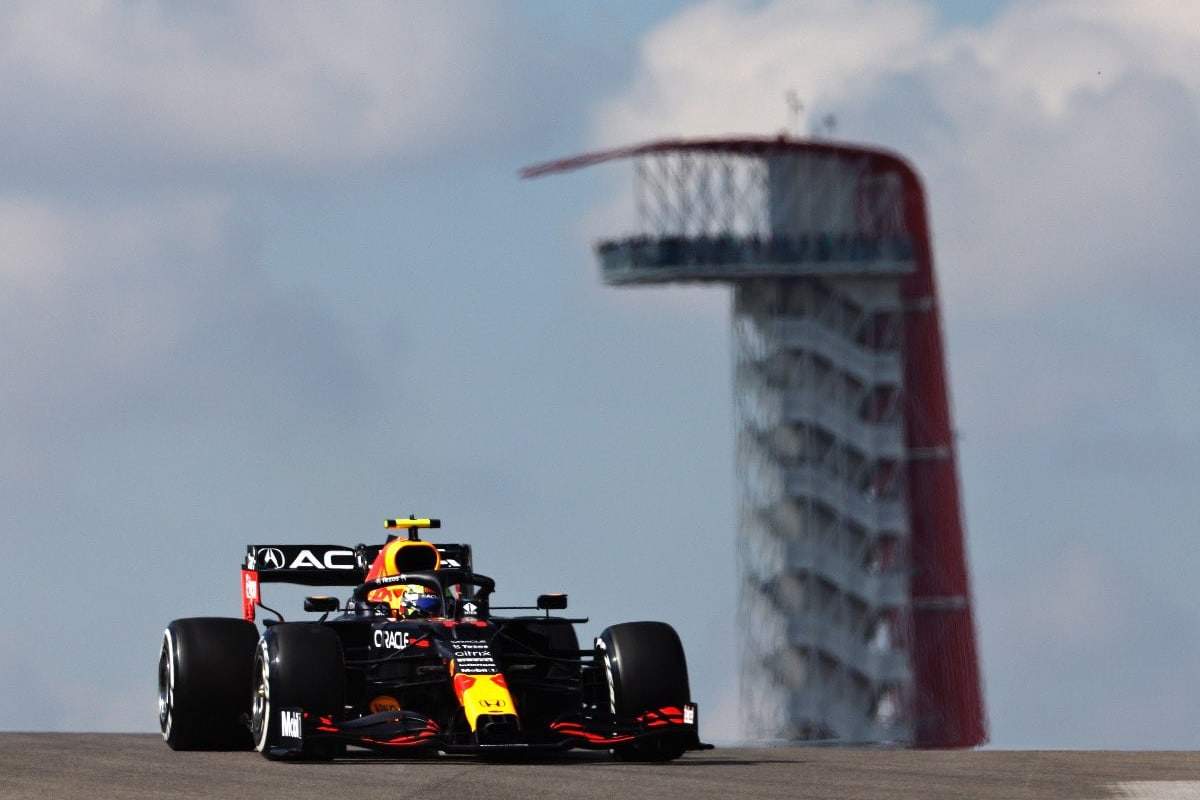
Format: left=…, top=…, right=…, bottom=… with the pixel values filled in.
left=157, top=518, right=709, bottom=760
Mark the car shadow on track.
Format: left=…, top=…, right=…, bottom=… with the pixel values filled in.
left=324, top=748, right=794, bottom=768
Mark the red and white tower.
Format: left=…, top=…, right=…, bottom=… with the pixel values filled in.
left=524, top=136, right=986, bottom=748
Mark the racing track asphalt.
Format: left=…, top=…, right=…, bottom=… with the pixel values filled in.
left=2, top=734, right=1199, bottom=800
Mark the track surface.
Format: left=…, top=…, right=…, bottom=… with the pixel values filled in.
left=3, top=734, right=1199, bottom=799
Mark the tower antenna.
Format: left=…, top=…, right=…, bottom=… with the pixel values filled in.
left=785, top=90, right=803, bottom=137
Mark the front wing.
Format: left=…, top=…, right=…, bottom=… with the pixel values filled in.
left=268, top=704, right=711, bottom=757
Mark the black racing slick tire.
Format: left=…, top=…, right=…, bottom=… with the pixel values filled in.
left=251, top=623, right=344, bottom=760
left=596, top=621, right=693, bottom=762
left=158, top=617, right=258, bottom=751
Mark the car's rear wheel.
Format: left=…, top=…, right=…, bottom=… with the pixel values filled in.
left=158, top=617, right=258, bottom=750
left=251, top=623, right=344, bottom=760
left=596, top=621, right=693, bottom=762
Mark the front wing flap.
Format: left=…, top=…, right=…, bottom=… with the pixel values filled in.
left=273, top=703, right=711, bottom=756
left=549, top=704, right=711, bottom=750
left=271, top=708, right=442, bottom=757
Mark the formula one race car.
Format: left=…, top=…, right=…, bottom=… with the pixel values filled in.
left=157, top=518, right=709, bottom=761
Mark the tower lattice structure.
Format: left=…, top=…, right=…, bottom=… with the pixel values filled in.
left=524, top=137, right=986, bottom=748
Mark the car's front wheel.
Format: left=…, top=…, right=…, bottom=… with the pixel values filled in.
left=251, top=623, right=344, bottom=760
left=158, top=617, right=258, bottom=750
left=596, top=620, right=694, bottom=762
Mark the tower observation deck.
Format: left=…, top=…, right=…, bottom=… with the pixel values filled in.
left=523, top=136, right=986, bottom=748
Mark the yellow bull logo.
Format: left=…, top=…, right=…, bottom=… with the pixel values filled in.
left=453, top=672, right=516, bottom=731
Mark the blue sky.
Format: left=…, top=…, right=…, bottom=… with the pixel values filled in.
left=1, top=0, right=1198, bottom=749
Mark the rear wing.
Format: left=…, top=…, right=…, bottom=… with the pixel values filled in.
left=240, top=518, right=473, bottom=621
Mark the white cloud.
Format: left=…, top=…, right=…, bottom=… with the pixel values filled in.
left=595, top=0, right=936, bottom=143
left=0, top=2, right=533, bottom=458
left=965, top=0, right=1200, bottom=114
left=0, top=1, right=501, bottom=172
left=917, top=5, right=1200, bottom=316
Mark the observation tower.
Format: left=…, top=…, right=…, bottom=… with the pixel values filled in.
left=523, top=136, right=985, bottom=748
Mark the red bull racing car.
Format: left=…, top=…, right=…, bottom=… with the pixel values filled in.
left=157, top=518, right=710, bottom=760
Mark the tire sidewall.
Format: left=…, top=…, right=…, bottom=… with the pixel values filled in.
left=251, top=623, right=344, bottom=760
left=159, top=617, right=258, bottom=751
left=158, top=628, right=179, bottom=745
left=251, top=637, right=275, bottom=754
left=596, top=621, right=691, bottom=714
left=595, top=621, right=692, bottom=761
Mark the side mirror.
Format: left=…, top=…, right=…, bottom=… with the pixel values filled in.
left=304, top=596, right=341, bottom=613
left=537, top=593, right=568, bottom=611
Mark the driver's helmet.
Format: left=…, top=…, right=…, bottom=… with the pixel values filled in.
left=398, top=585, right=442, bottom=618
left=365, top=538, right=443, bottom=618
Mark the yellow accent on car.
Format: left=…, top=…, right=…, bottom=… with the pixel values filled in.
left=369, top=695, right=401, bottom=713
left=385, top=518, right=440, bottom=529
left=455, top=672, right=517, bottom=732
